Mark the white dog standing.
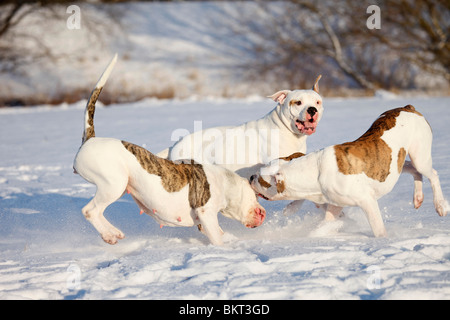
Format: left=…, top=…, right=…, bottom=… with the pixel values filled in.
left=158, top=75, right=323, bottom=179
left=73, top=55, right=266, bottom=245
left=251, top=105, right=448, bottom=237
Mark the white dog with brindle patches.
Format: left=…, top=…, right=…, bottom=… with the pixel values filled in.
left=73, top=55, right=266, bottom=245
left=251, top=106, right=448, bottom=237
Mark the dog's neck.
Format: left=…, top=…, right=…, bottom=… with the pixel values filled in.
left=266, top=104, right=309, bottom=154
left=271, top=104, right=308, bottom=139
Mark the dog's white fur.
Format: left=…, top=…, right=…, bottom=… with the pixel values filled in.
left=73, top=55, right=266, bottom=245
left=158, top=76, right=323, bottom=179
left=251, top=106, right=448, bottom=237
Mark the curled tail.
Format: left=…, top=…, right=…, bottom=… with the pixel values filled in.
left=82, top=54, right=118, bottom=144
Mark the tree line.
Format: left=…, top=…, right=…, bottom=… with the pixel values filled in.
left=0, top=0, right=448, bottom=102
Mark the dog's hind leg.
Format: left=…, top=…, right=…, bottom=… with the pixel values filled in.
left=409, top=161, right=447, bottom=217
left=82, top=180, right=127, bottom=244
left=402, top=160, right=424, bottom=209
left=408, top=127, right=448, bottom=217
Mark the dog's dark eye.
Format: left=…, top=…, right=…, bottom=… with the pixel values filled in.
left=316, top=100, right=320, bottom=105
left=296, top=101, right=302, bottom=106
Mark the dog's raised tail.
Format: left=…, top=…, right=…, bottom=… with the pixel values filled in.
left=82, top=54, right=118, bottom=144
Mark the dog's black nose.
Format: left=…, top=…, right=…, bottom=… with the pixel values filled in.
left=249, top=174, right=257, bottom=183
left=307, top=107, right=317, bottom=116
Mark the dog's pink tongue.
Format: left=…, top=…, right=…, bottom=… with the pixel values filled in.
left=303, top=124, right=316, bottom=135
left=296, top=120, right=317, bottom=135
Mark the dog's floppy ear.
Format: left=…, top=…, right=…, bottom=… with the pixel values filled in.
left=268, top=90, right=290, bottom=104
left=312, top=75, right=322, bottom=94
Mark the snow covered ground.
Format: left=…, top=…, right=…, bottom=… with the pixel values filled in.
left=0, top=94, right=449, bottom=300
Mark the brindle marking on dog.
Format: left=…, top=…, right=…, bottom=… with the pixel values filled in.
left=334, top=105, right=421, bottom=182
left=121, top=141, right=211, bottom=209
left=83, top=87, right=102, bottom=143
left=279, top=152, right=306, bottom=161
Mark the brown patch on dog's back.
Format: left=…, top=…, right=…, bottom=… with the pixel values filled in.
left=121, top=141, right=211, bottom=208
left=397, top=148, right=407, bottom=173
left=279, top=152, right=306, bottom=162
left=334, top=140, right=392, bottom=182
left=334, top=106, right=422, bottom=182
left=402, top=104, right=422, bottom=116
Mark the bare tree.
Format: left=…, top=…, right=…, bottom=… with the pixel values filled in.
left=238, top=0, right=449, bottom=91
left=0, top=1, right=68, bottom=73
left=375, top=0, right=449, bottom=82
left=0, top=0, right=124, bottom=74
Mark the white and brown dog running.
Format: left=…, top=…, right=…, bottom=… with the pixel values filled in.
left=73, top=55, right=266, bottom=245
left=251, top=106, right=448, bottom=237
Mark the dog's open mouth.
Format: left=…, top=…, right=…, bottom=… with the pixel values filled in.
left=295, top=119, right=317, bottom=135
left=295, top=107, right=319, bottom=135
left=257, top=193, right=269, bottom=200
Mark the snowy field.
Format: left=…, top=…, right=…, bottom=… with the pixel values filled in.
left=0, top=94, right=449, bottom=300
